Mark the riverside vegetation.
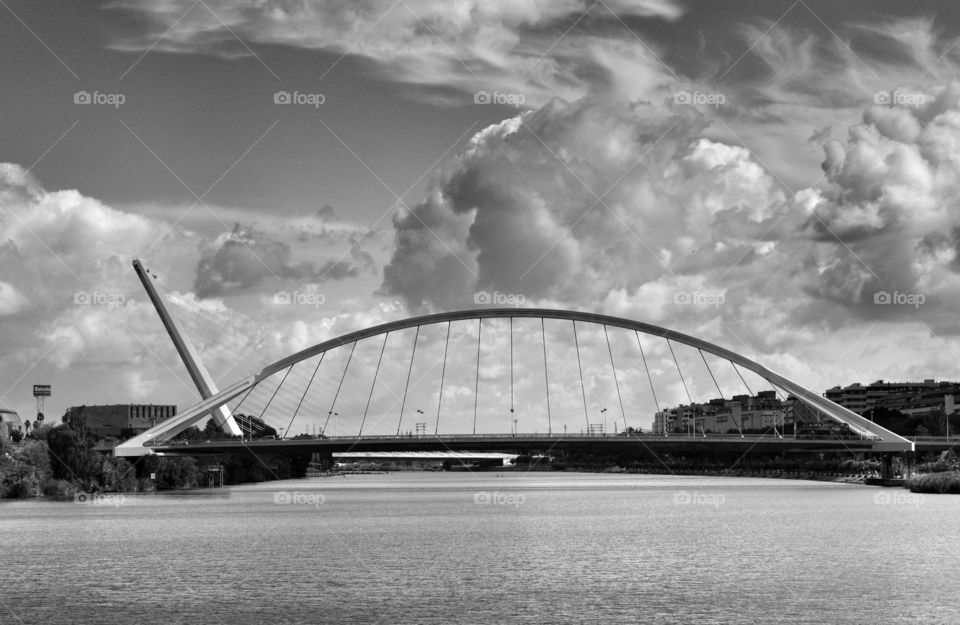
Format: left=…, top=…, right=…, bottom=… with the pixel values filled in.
left=0, top=420, right=309, bottom=499
left=907, top=451, right=960, bottom=494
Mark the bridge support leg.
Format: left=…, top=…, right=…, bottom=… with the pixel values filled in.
left=903, top=451, right=916, bottom=478
left=880, top=454, right=894, bottom=479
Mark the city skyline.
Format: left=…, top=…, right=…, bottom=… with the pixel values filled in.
left=3, top=1, right=960, bottom=426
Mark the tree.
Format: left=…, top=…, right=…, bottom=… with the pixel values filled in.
left=203, top=419, right=230, bottom=439
left=46, top=426, right=96, bottom=481
left=97, top=456, right=139, bottom=492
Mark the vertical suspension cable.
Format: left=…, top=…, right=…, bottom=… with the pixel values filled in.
left=324, top=341, right=357, bottom=435
left=603, top=324, right=628, bottom=432
left=397, top=326, right=420, bottom=436
left=435, top=322, right=452, bottom=435
left=700, top=349, right=725, bottom=400
left=473, top=318, right=482, bottom=435
left=766, top=382, right=792, bottom=437
left=666, top=339, right=692, bottom=437
left=284, top=351, right=326, bottom=438
left=667, top=339, right=693, bottom=404
left=359, top=333, right=389, bottom=436
left=572, top=320, right=590, bottom=430
left=257, top=365, right=294, bottom=426
left=700, top=349, right=742, bottom=437
left=636, top=332, right=662, bottom=427
left=541, top=317, right=552, bottom=436
left=732, top=362, right=754, bottom=396
left=510, top=316, right=515, bottom=432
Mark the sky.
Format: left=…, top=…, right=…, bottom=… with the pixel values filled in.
left=3, top=0, right=960, bottom=433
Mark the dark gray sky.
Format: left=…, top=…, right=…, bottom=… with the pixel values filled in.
left=3, top=0, right=960, bottom=430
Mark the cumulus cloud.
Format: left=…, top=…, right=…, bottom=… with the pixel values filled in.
left=802, top=82, right=960, bottom=330
left=0, top=281, right=28, bottom=316
left=382, top=98, right=793, bottom=315
left=0, top=165, right=198, bottom=369
left=194, top=223, right=375, bottom=297
left=381, top=80, right=960, bottom=351
left=0, top=164, right=391, bottom=419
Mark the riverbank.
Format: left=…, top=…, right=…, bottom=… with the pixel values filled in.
left=566, top=466, right=871, bottom=484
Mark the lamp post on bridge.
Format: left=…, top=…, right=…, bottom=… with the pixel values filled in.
left=415, top=410, right=425, bottom=438
left=601, top=408, right=608, bottom=436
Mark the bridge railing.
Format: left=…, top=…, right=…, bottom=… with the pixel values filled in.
left=150, top=431, right=876, bottom=446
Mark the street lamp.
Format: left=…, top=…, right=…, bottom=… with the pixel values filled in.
left=601, top=408, right=608, bottom=436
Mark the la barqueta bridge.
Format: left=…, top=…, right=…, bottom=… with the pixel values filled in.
left=114, top=261, right=918, bottom=468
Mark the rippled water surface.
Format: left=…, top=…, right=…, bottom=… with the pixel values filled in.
left=2, top=473, right=958, bottom=624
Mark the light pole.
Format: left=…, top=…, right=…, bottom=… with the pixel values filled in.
left=327, top=411, right=337, bottom=437
left=601, top=408, right=608, bottom=436
left=415, top=410, right=425, bottom=437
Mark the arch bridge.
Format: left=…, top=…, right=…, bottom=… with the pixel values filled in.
left=115, top=307, right=912, bottom=456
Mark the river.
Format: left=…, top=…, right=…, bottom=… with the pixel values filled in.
left=1, top=473, right=957, bottom=624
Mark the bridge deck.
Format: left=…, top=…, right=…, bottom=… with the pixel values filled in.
left=150, top=433, right=916, bottom=455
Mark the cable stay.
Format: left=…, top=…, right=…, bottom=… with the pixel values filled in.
left=359, top=333, right=389, bottom=436
left=397, top=326, right=420, bottom=436
left=572, top=320, right=590, bottom=431
left=700, top=349, right=742, bottom=437
left=541, top=317, right=552, bottom=435
left=603, top=324, right=628, bottom=432
left=636, top=332, right=662, bottom=431
left=435, top=322, right=451, bottom=435
left=283, top=352, right=326, bottom=439
left=473, top=319, right=482, bottom=435
left=324, top=341, right=357, bottom=435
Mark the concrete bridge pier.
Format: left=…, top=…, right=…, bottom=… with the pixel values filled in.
left=878, top=452, right=915, bottom=479
left=880, top=454, right=893, bottom=479
left=903, top=451, right=916, bottom=478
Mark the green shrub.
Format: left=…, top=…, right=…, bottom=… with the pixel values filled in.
left=907, top=471, right=960, bottom=494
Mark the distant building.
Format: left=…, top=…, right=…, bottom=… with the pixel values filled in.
left=0, top=408, right=23, bottom=439
left=824, top=379, right=960, bottom=417
left=654, top=391, right=805, bottom=434
left=65, top=404, right=177, bottom=439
